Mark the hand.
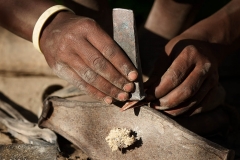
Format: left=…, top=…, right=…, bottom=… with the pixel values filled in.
left=145, top=36, right=225, bottom=116
left=39, top=12, right=138, bottom=104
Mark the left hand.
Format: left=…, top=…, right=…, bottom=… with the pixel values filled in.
left=144, top=36, right=225, bottom=116
left=39, top=12, right=138, bottom=103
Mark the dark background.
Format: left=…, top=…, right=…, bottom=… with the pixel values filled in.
left=108, top=0, right=230, bottom=27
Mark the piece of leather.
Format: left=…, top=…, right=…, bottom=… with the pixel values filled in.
left=38, top=85, right=234, bottom=160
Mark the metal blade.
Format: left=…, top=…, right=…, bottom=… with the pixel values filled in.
left=113, top=8, right=145, bottom=101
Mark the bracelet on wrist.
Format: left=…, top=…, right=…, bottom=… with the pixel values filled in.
left=32, top=5, right=75, bottom=53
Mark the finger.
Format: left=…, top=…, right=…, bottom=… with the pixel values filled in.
left=74, top=39, right=134, bottom=93
left=145, top=53, right=194, bottom=100
left=190, top=84, right=225, bottom=115
left=157, top=63, right=217, bottom=110
left=64, top=52, right=129, bottom=101
left=51, top=62, right=113, bottom=104
left=152, top=77, right=216, bottom=116
left=85, top=22, right=138, bottom=81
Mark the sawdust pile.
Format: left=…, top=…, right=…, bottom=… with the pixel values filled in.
left=105, top=128, right=136, bottom=151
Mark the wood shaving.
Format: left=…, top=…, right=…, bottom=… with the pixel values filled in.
left=105, top=128, right=136, bottom=151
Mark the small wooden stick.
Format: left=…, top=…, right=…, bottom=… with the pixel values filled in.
left=120, top=100, right=148, bottom=111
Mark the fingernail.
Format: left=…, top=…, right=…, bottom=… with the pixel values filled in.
left=158, top=105, right=171, bottom=110
left=157, top=106, right=169, bottom=110
left=123, top=83, right=134, bottom=92
left=104, top=96, right=112, bottom=104
left=117, top=92, right=129, bottom=101
left=128, top=71, right=138, bottom=81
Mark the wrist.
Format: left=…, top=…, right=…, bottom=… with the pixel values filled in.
left=39, top=11, right=76, bottom=53
left=179, top=0, right=240, bottom=46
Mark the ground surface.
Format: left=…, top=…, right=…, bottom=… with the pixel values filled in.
left=0, top=27, right=89, bottom=159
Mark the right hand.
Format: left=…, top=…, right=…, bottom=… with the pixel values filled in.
left=39, top=11, right=138, bottom=104
left=144, top=37, right=224, bottom=116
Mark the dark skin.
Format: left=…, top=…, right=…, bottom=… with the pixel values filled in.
left=0, top=0, right=240, bottom=117
left=0, top=0, right=138, bottom=104
left=142, top=0, right=240, bottom=116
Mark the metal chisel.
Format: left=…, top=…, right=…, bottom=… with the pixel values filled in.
left=113, top=8, right=145, bottom=102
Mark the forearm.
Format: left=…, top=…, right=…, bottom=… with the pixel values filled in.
left=145, top=0, right=204, bottom=39
left=179, top=0, right=240, bottom=47
left=0, top=0, right=56, bottom=41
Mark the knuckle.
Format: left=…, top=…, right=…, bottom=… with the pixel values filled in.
left=75, top=80, right=86, bottom=91
left=67, top=75, right=86, bottom=91
left=63, top=31, right=76, bottom=41
left=162, top=68, right=183, bottom=87
left=57, top=34, right=76, bottom=54
left=171, top=70, right=182, bottom=85
left=183, top=86, right=195, bottom=97
left=79, top=18, right=98, bottom=33
left=101, top=44, right=117, bottom=59
left=184, top=45, right=198, bottom=53
left=92, top=57, right=107, bottom=72
left=182, top=45, right=199, bottom=59
left=84, top=18, right=97, bottom=26
left=81, top=69, right=98, bottom=84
